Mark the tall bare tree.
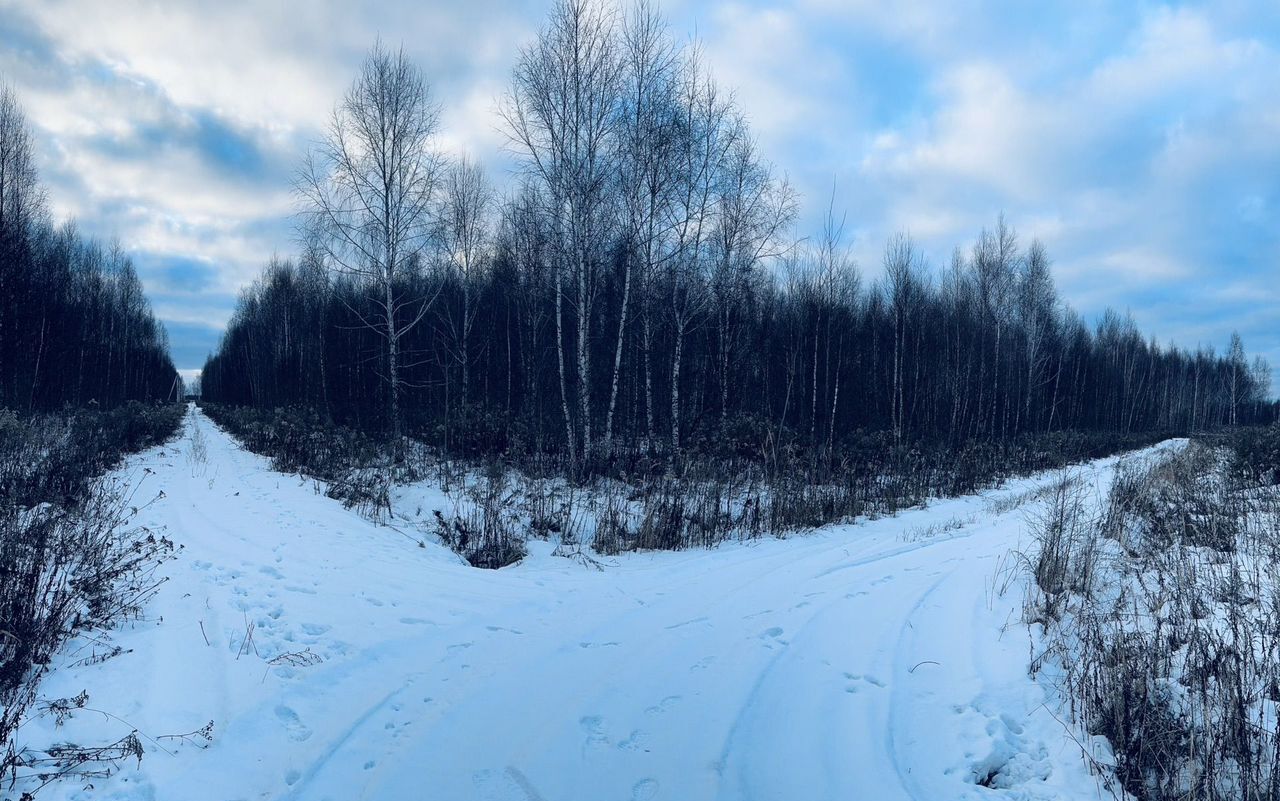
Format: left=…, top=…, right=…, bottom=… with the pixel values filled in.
left=666, top=46, right=732, bottom=454
left=884, top=234, right=925, bottom=446
left=1228, top=331, right=1246, bottom=426
left=1251, top=355, right=1272, bottom=421
left=440, top=159, right=494, bottom=415
left=608, top=0, right=679, bottom=449
left=1017, top=239, right=1056, bottom=431
left=501, top=0, right=624, bottom=464
left=297, top=41, right=444, bottom=442
left=972, top=215, right=1018, bottom=436
left=711, top=130, right=797, bottom=431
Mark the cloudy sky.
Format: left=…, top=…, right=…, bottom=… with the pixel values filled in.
left=1, top=0, right=1277, bottom=383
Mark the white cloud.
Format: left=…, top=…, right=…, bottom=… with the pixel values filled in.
left=2, top=0, right=542, bottom=367
left=869, top=62, right=1051, bottom=199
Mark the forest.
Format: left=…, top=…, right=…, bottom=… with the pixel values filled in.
left=200, top=2, right=1275, bottom=473
left=0, top=87, right=179, bottom=412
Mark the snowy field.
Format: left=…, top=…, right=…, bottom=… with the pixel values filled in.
left=24, top=406, right=1159, bottom=801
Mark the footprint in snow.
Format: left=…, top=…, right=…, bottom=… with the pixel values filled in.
left=843, top=673, right=887, bottom=693
left=580, top=716, right=609, bottom=750
left=617, top=729, right=650, bottom=752
left=969, top=712, right=1051, bottom=788
left=472, top=767, right=546, bottom=801
left=645, top=695, right=682, bottom=716
left=759, top=626, right=788, bottom=646
left=275, top=706, right=312, bottom=742
left=300, top=623, right=330, bottom=636
left=632, top=779, right=660, bottom=800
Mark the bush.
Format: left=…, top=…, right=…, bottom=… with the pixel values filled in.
left=0, top=402, right=183, bottom=511
left=0, top=402, right=182, bottom=792
left=1228, top=424, right=1280, bottom=485
left=433, top=465, right=526, bottom=569
left=200, top=403, right=397, bottom=517
left=1026, top=442, right=1280, bottom=801
left=202, top=398, right=1169, bottom=558
left=588, top=429, right=1166, bottom=553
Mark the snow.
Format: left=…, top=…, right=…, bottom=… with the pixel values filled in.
left=23, top=405, right=1147, bottom=800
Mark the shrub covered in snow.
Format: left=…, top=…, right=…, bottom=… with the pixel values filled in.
left=432, top=464, right=527, bottom=569
left=1026, top=442, right=1280, bottom=801
left=0, top=402, right=183, bottom=511
left=200, top=403, right=399, bottom=518
left=203, top=399, right=1170, bottom=559
left=0, top=402, right=183, bottom=790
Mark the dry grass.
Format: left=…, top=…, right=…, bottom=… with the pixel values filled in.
left=1025, top=442, right=1280, bottom=801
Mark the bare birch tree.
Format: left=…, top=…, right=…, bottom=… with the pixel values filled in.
left=1017, top=239, right=1056, bottom=431
left=501, top=0, right=624, bottom=465
left=972, top=216, right=1018, bottom=437
left=440, top=158, right=494, bottom=414
left=666, top=46, right=732, bottom=454
left=1229, top=331, right=1246, bottom=426
left=297, top=41, right=444, bottom=443
left=884, top=234, right=926, bottom=446
left=607, top=0, right=679, bottom=450
left=712, top=131, right=798, bottom=431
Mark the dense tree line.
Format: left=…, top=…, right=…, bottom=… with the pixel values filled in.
left=0, top=84, right=180, bottom=412
left=202, top=0, right=1275, bottom=467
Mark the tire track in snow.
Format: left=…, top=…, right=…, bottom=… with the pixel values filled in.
left=886, top=570, right=954, bottom=801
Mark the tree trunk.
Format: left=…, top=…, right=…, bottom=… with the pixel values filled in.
left=386, top=277, right=402, bottom=445
left=555, top=266, right=577, bottom=464
left=576, top=242, right=592, bottom=458
left=461, top=278, right=471, bottom=412
left=671, top=319, right=684, bottom=454
left=604, top=252, right=632, bottom=448
left=643, top=307, right=655, bottom=447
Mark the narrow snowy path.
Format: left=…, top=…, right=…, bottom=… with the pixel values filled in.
left=34, top=406, right=1143, bottom=801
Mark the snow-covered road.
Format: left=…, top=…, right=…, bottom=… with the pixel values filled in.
left=33, top=406, right=1136, bottom=801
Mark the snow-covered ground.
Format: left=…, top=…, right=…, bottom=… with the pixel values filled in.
left=24, top=406, right=1151, bottom=800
